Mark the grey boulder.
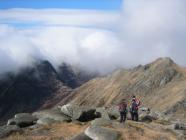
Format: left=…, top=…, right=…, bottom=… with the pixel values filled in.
left=96, top=106, right=121, bottom=120
left=33, top=109, right=71, bottom=123
left=140, top=114, right=157, bottom=122
left=70, top=132, right=93, bottom=140
left=174, top=123, right=186, bottom=130
left=95, top=107, right=110, bottom=120
left=7, top=113, right=37, bottom=127
left=15, top=113, right=37, bottom=120
left=91, top=118, right=111, bottom=126
left=85, top=126, right=121, bottom=140
left=106, top=106, right=120, bottom=120
left=61, top=104, right=97, bottom=122
left=37, top=118, right=57, bottom=125
left=139, top=111, right=160, bottom=122
left=0, top=125, right=21, bottom=138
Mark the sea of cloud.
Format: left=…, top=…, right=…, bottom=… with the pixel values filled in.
left=0, top=0, right=186, bottom=74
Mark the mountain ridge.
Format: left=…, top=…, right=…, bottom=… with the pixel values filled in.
left=0, top=60, right=96, bottom=124
left=69, top=57, right=186, bottom=122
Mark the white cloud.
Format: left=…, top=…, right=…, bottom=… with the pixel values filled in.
left=119, top=0, right=186, bottom=65
left=0, top=9, right=120, bottom=29
left=0, top=0, right=186, bottom=75
left=0, top=9, right=120, bottom=74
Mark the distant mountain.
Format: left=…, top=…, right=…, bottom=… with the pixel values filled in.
left=70, top=58, right=186, bottom=122
left=58, top=63, right=98, bottom=89
left=0, top=60, right=98, bottom=124
left=0, top=60, right=68, bottom=124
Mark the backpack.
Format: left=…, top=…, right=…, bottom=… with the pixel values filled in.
left=119, top=103, right=127, bottom=112
left=131, top=101, right=138, bottom=112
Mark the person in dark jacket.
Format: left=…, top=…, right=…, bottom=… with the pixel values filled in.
left=130, top=95, right=141, bottom=121
left=118, top=99, right=128, bottom=123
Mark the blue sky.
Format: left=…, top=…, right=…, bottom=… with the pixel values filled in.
left=0, top=0, right=122, bottom=10
left=0, top=0, right=121, bottom=29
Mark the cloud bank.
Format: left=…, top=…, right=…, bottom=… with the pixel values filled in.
left=0, top=0, right=186, bottom=74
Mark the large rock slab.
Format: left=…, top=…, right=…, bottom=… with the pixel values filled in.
left=33, top=109, right=71, bottom=123
left=91, top=118, right=111, bottom=126
left=15, top=113, right=37, bottom=120
left=85, top=126, right=121, bottom=140
left=70, top=132, right=93, bottom=140
left=7, top=113, right=38, bottom=127
left=61, top=104, right=97, bottom=122
left=106, top=106, right=120, bottom=120
left=37, top=118, right=57, bottom=125
left=0, top=125, right=21, bottom=138
left=95, top=108, right=110, bottom=120
left=96, top=106, right=122, bottom=120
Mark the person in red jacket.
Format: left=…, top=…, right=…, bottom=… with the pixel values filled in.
left=118, top=99, right=128, bottom=123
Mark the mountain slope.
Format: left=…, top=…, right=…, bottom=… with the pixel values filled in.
left=70, top=58, right=186, bottom=121
left=57, top=63, right=98, bottom=88
left=0, top=61, right=72, bottom=124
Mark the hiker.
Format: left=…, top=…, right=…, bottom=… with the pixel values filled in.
left=118, top=99, right=128, bottom=123
left=130, top=95, right=140, bottom=121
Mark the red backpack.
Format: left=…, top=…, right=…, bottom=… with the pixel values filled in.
left=119, top=103, right=127, bottom=112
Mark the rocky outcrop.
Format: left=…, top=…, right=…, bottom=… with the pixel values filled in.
left=0, top=125, right=21, bottom=138
left=7, top=113, right=37, bottom=127
left=70, top=133, right=93, bottom=140
left=37, top=118, right=57, bottom=125
left=91, top=118, right=111, bottom=126
left=95, top=107, right=120, bottom=120
left=2, top=103, right=184, bottom=139
left=33, top=109, right=71, bottom=123
left=60, top=104, right=98, bottom=122
left=174, top=123, right=186, bottom=130
left=85, top=126, right=121, bottom=140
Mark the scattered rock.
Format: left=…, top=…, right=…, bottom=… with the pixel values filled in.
left=149, top=111, right=161, bottom=119
left=174, top=123, right=186, bottom=130
left=61, top=104, right=97, bottom=122
left=95, top=107, right=110, bottom=120
left=7, top=113, right=37, bottom=127
left=91, top=118, right=111, bottom=126
left=15, top=113, right=37, bottom=120
left=33, top=109, right=71, bottom=123
left=106, top=106, right=120, bottom=120
left=37, top=118, right=57, bottom=125
left=0, top=125, right=21, bottom=138
left=139, top=107, right=150, bottom=112
left=28, top=124, right=40, bottom=130
left=140, top=114, right=158, bottom=122
left=70, top=132, right=93, bottom=140
left=85, top=126, right=121, bottom=140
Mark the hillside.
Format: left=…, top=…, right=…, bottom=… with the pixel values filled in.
left=57, top=63, right=98, bottom=89
left=0, top=61, right=73, bottom=124
left=70, top=57, right=186, bottom=122
left=1, top=57, right=186, bottom=140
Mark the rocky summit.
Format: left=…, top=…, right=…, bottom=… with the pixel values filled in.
left=0, top=57, right=186, bottom=140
